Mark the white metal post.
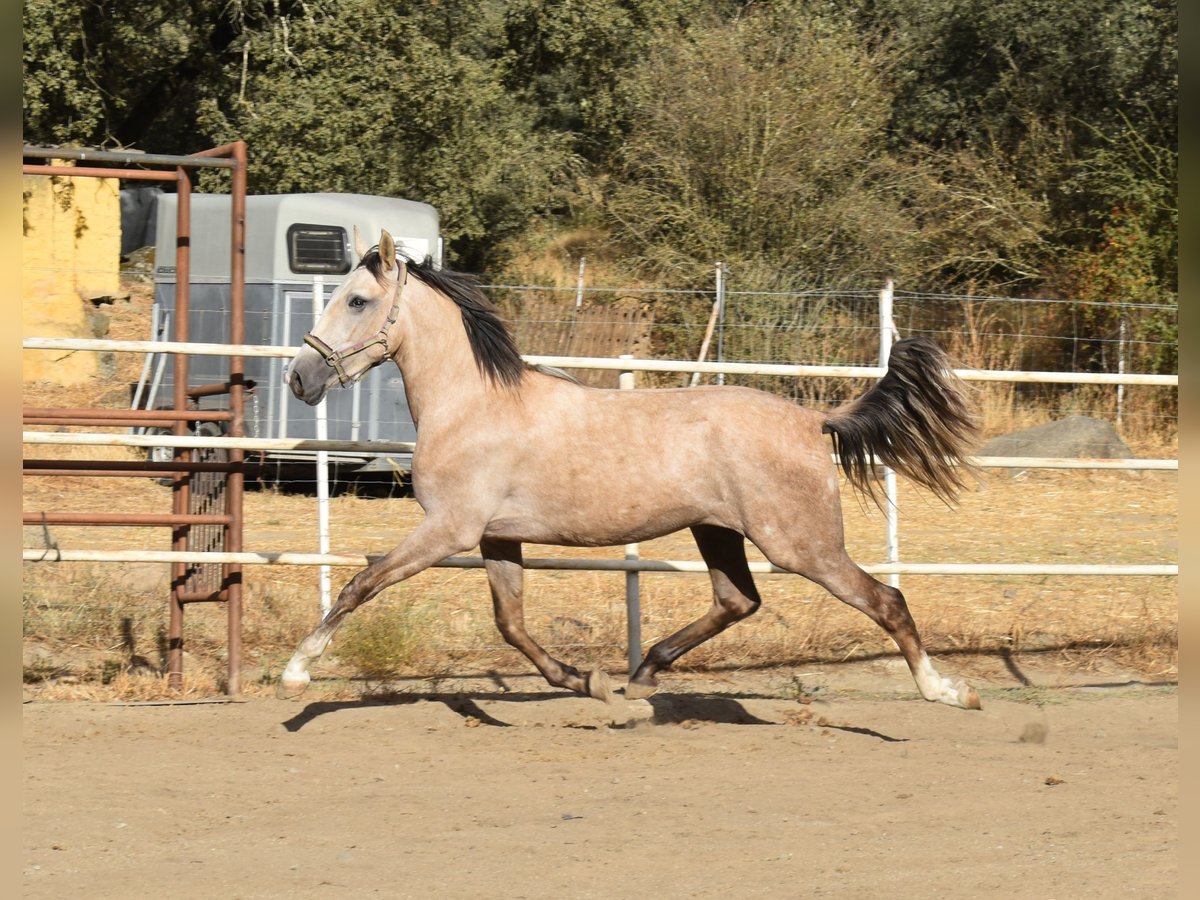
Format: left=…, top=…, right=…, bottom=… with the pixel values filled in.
left=279, top=294, right=292, bottom=439
left=715, top=262, right=727, bottom=386
left=619, top=355, right=642, bottom=674
left=311, top=277, right=333, bottom=616
left=350, top=380, right=362, bottom=442
left=879, top=279, right=900, bottom=589
left=1117, top=316, right=1127, bottom=429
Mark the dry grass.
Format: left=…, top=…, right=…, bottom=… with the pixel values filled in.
left=23, top=466, right=1178, bottom=701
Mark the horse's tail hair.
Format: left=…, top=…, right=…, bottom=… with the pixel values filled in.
left=822, top=337, right=979, bottom=506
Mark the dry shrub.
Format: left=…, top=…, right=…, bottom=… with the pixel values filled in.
left=31, top=669, right=224, bottom=703
left=332, top=598, right=428, bottom=681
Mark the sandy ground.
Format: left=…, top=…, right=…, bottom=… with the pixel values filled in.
left=23, top=664, right=1176, bottom=899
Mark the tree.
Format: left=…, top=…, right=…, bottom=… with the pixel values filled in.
left=23, top=0, right=251, bottom=149
left=499, top=0, right=712, bottom=158
left=840, top=0, right=1177, bottom=292
left=600, top=3, right=917, bottom=289
left=23, top=0, right=1175, bottom=291
left=192, top=0, right=572, bottom=269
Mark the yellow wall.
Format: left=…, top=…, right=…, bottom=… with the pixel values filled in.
left=22, top=169, right=121, bottom=384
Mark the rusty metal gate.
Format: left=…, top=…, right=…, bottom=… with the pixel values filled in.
left=22, top=143, right=249, bottom=695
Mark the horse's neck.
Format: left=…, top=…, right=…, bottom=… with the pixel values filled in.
left=392, top=284, right=494, bottom=426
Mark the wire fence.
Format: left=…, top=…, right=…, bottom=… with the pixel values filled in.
left=482, top=279, right=1177, bottom=435
left=106, top=256, right=1178, bottom=446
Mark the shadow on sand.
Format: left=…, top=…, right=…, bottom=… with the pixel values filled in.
left=280, top=688, right=909, bottom=741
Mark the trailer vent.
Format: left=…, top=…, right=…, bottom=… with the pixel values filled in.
left=287, top=224, right=351, bottom=274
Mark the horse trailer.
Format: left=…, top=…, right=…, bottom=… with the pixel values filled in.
left=138, top=192, right=440, bottom=479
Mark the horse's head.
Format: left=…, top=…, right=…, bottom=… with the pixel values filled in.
left=286, top=228, right=409, bottom=405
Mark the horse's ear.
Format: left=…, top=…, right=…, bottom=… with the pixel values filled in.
left=379, top=230, right=397, bottom=272
left=353, top=226, right=369, bottom=260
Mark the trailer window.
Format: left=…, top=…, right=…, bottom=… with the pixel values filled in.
left=287, top=224, right=351, bottom=274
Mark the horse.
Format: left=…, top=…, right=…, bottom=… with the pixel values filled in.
left=279, top=228, right=982, bottom=711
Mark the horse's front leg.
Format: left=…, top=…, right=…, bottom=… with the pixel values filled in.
left=277, top=520, right=475, bottom=698
left=481, top=538, right=615, bottom=704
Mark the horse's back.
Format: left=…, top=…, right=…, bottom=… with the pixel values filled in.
left=532, top=378, right=829, bottom=456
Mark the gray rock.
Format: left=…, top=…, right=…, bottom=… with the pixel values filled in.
left=978, top=416, right=1132, bottom=459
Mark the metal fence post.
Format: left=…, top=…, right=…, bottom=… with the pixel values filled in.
left=715, top=262, right=727, bottom=386
left=879, top=279, right=900, bottom=589
left=1117, top=316, right=1127, bottom=429
left=619, top=354, right=642, bottom=674
left=311, top=276, right=332, bottom=616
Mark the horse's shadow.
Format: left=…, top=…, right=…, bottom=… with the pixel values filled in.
left=280, top=689, right=899, bottom=740
left=282, top=691, right=538, bottom=732
left=635, top=693, right=776, bottom=726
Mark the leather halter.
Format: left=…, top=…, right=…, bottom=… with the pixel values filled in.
left=302, top=262, right=408, bottom=386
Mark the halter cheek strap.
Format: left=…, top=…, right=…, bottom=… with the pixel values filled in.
left=303, top=261, right=408, bottom=386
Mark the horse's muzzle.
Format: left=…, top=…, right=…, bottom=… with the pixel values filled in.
left=285, top=350, right=331, bottom=406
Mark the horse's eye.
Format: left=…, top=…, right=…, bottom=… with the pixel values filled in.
left=348, top=296, right=367, bottom=310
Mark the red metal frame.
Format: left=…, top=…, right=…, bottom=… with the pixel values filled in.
left=23, top=143, right=249, bottom=695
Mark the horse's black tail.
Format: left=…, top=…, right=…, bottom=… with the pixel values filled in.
left=822, top=337, right=979, bottom=506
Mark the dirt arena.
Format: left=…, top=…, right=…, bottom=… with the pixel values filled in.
left=23, top=661, right=1176, bottom=899
left=21, top=468, right=1179, bottom=899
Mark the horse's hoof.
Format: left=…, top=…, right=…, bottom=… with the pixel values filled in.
left=585, top=669, right=617, bottom=704
left=624, top=679, right=658, bottom=701
left=945, top=680, right=982, bottom=710
left=960, top=683, right=982, bottom=710
left=276, top=672, right=310, bottom=700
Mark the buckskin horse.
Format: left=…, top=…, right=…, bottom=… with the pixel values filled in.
left=279, top=229, right=982, bottom=711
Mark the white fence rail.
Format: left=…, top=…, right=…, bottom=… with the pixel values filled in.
left=19, top=430, right=1179, bottom=472
left=20, top=336, right=1180, bottom=386
left=20, top=548, right=1177, bottom=578
left=23, top=335, right=1178, bottom=578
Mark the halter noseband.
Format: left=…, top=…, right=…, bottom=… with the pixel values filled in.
left=302, top=261, right=408, bottom=386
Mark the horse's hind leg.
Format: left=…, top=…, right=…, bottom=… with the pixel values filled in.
left=788, top=550, right=980, bottom=710
left=481, top=539, right=614, bottom=703
left=626, top=525, right=762, bottom=700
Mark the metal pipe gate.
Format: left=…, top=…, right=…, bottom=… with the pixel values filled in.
left=22, top=143, right=249, bottom=695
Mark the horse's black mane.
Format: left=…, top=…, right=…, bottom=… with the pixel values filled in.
left=360, top=248, right=526, bottom=388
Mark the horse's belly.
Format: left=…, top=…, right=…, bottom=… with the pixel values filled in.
left=482, top=501, right=716, bottom=547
